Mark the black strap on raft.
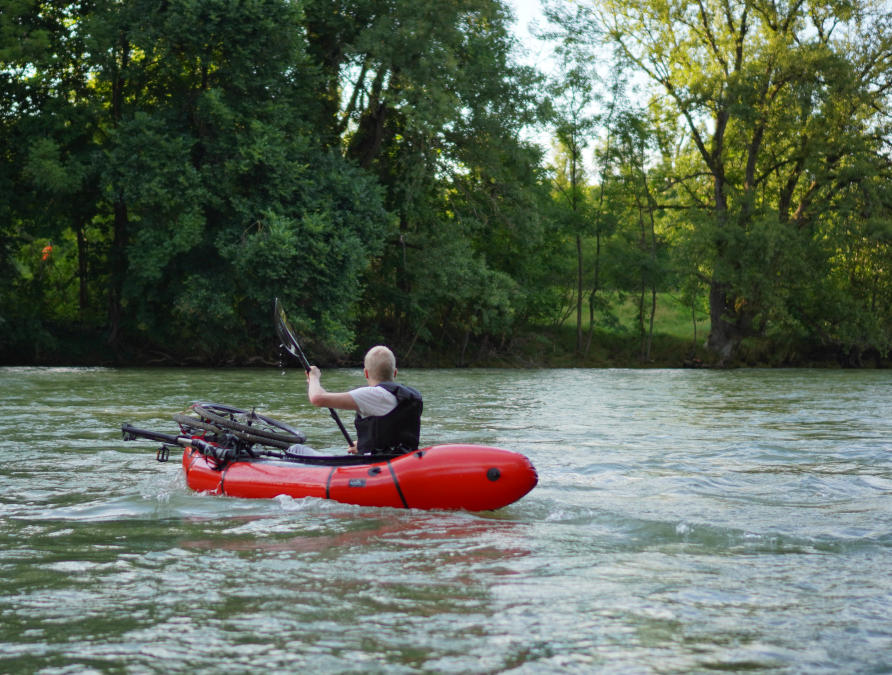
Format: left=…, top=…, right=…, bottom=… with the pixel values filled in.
left=386, top=459, right=409, bottom=509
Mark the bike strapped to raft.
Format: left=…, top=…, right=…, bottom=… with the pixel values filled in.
left=121, top=401, right=539, bottom=511
left=122, top=402, right=400, bottom=468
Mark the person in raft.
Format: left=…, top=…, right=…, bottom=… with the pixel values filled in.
left=302, top=345, right=423, bottom=456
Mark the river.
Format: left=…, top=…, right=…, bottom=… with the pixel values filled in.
left=1, top=366, right=890, bottom=673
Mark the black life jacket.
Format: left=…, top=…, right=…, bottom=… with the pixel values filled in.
left=354, top=382, right=423, bottom=455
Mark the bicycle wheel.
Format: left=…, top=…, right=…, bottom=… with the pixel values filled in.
left=173, top=413, right=295, bottom=450
left=187, top=403, right=306, bottom=445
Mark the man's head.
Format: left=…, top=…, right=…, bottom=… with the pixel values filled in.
left=364, top=345, right=397, bottom=384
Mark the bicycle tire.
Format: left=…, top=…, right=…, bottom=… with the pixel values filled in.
left=172, top=413, right=294, bottom=450
left=190, top=403, right=306, bottom=445
left=192, top=402, right=305, bottom=438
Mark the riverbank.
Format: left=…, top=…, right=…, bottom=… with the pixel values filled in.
left=399, top=326, right=889, bottom=370
left=5, top=324, right=886, bottom=369
left=3, top=291, right=888, bottom=368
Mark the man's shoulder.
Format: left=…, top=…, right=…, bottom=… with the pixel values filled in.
left=351, top=385, right=395, bottom=396
left=378, top=381, right=422, bottom=401
left=350, top=385, right=398, bottom=417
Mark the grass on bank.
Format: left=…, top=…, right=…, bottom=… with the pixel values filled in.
left=490, top=292, right=889, bottom=369
left=464, top=292, right=712, bottom=368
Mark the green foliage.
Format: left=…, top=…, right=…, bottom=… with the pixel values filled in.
left=587, top=0, right=892, bottom=364
left=0, top=0, right=394, bottom=362
left=2, top=0, right=889, bottom=367
left=310, top=0, right=552, bottom=356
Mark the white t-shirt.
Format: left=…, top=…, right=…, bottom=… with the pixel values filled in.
left=349, top=385, right=398, bottom=419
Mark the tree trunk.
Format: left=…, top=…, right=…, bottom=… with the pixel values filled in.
left=107, top=199, right=128, bottom=346
left=576, top=233, right=583, bottom=354
left=346, top=69, right=388, bottom=169
left=107, top=35, right=129, bottom=346
left=646, top=286, right=656, bottom=362
left=706, top=280, right=744, bottom=366
left=585, top=229, right=601, bottom=356
left=638, top=282, right=646, bottom=360
left=76, top=222, right=88, bottom=312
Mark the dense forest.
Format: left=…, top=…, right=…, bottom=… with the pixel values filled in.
left=1, top=0, right=890, bottom=367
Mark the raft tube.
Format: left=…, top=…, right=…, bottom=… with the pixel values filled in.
left=182, top=444, right=538, bottom=511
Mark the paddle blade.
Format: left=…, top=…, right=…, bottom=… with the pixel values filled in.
left=274, top=298, right=309, bottom=370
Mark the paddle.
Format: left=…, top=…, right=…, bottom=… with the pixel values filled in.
left=274, top=298, right=354, bottom=447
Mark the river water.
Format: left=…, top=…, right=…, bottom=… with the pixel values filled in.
left=1, top=366, right=890, bottom=673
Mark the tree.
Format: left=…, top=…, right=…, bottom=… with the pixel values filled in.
left=1, top=0, right=391, bottom=362
left=92, top=0, right=390, bottom=357
left=595, top=0, right=892, bottom=364
left=550, top=67, right=598, bottom=356
left=0, top=1, right=108, bottom=358
left=303, top=0, right=552, bottom=361
left=613, top=110, right=667, bottom=362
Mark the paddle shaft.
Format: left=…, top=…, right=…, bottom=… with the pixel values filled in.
left=274, top=298, right=354, bottom=447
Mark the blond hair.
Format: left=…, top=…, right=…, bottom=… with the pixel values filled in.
left=364, top=345, right=396, bottom=382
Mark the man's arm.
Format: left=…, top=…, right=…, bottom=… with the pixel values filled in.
left=307, top=366, right=359, bottom=411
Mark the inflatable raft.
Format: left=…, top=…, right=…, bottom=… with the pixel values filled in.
left=182, top=443, right=538, bottom=511
left=123, top=403, right=538, bottom=511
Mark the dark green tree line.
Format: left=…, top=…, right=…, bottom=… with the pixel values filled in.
left=2, top=0, right=890, bottom=366
left=2, top=0, right=393, bottom=362
left=1, top=0, right=556, bottom=364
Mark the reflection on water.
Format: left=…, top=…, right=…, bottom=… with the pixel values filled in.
left=0, top=366, right=890, bottom=673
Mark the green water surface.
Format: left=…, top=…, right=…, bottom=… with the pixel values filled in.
left=1, top=367, right=890, bottom=673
